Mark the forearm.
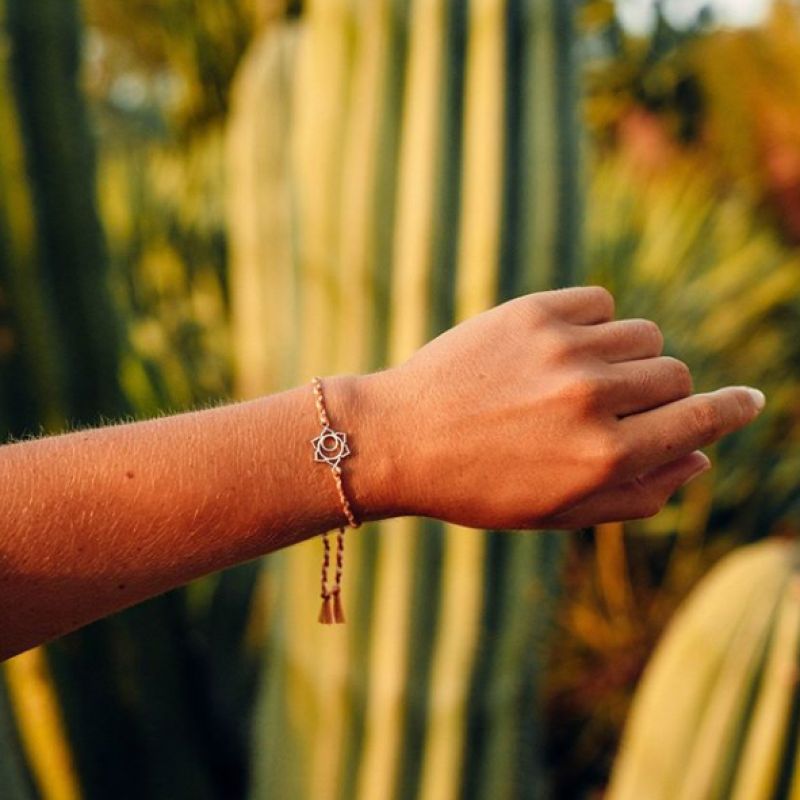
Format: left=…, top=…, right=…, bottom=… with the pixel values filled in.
left=0, top=374, right=393, bottom=660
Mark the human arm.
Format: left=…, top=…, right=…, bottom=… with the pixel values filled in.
left=0, top=287, right=764, bottom=660
left=0, top=372, right=390, bottom=660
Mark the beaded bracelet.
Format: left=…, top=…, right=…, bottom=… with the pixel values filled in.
left=310, top=376, right=360, bottom=624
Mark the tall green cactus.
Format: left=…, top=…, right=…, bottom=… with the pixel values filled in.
left=0, top=2, right=260, bottom=798
left=4, top=0, right=128, bottom=423
left=227, top=1, right=584, bottom=797
left=609, top=539, right=800, bottom=800
left=0, top=0, right=113, bottom=795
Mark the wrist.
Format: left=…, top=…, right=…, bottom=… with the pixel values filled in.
left=322, top=370, right=408, bottom=523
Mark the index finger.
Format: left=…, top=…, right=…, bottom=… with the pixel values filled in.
left=616, top=386, right=765, bottom=477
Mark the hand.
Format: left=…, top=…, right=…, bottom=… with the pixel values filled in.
left=360, top=286, right=765, bottom=530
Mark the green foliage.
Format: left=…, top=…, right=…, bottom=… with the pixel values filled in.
left=82, top=0, right=256, bottom=131
left=547, top=6, right=800, bottom=796
left=591, top=149, right=800, bottom=539
left=582, top=0, right=709, bottom=144
left=99, top=131, right=233, bottom=416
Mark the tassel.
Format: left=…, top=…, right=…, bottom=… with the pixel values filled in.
left=317, top=527, right=348, bottom=625
left=318, top=594, right=334, bottom=624
left=319, top=531, right=332, bottom=624
left=330, top=527, right=346, bottom=624
left=332, top=589, right=346, bottom=624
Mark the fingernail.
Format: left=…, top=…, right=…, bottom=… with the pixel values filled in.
left=682, top=453, right=711, bottom=486
left=745, top=387, right=766, bottom=411
left=696, top=452, right=712, bottom=472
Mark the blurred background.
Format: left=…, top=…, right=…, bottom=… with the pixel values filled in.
left=1, top=0, right=799, bottom=798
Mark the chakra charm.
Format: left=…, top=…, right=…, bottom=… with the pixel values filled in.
left=311, top=425, right=351, bottom=468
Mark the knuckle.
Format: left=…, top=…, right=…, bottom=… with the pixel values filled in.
left=663, top=357, right=693, bottom=395
left=632, top=363, right=658, bottom=395
left=637, top=319, right=664, bottom=351
left=586, top=286, right=615, bottom=319
left=568, top=368, right=607, bottom=409
left=691, top=397, right=723, bottom=439
left=592, top=431, right=628, bottom=481
left=734, top=390, right=756, bottom=422
left=588, top=285, right=615, bottom=308
left=522, top=297, right=551, bottom=327
left=548, top=331, right=578, bottom=364
left=502, top=295, right=547, bottom=330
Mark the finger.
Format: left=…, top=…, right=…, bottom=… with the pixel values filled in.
left=538, top=286, right=615, bottom=324
left=583, top=318, right=664, bottom=363
left=548, top=450, right=711, bottom=528
left=606, top=357, right=693, bottom=416
left=617, top=387, right=765, bottom=478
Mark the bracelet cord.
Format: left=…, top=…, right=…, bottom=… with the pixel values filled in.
left=311, top=377, right=360, bottom=624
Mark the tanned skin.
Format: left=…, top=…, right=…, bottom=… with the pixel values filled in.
left=0, top=287, right=765, bottom=660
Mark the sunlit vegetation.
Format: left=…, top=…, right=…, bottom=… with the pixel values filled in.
left=547, top=3, right=800, bottom=796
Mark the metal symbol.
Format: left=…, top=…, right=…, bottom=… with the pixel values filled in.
left=311, top=425, right=351, bottom=468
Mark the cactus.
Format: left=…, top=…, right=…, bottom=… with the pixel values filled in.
left=4, top=0, right=129, bottom=422
left=227, top=1, right=584, bottom=797
left=608, top=539, right=800, bottom=800
left=0, top=0, right=100, bottom=795
left=0, top=1, right=253, bottom=798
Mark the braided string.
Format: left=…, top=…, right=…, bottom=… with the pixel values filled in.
left=311, top=377, right=360, bottom=625
left=318, top=531, right=333, bottom=624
